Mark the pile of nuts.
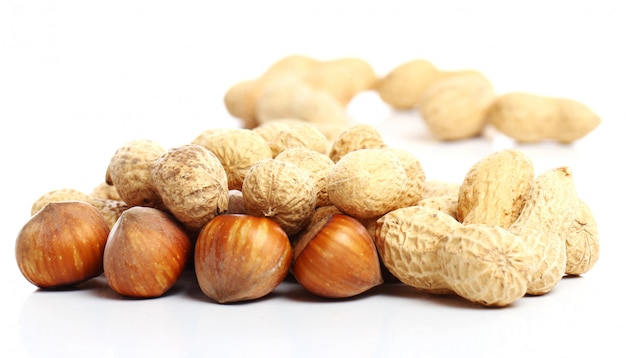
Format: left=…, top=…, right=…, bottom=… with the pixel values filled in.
left=14, top=55, right=601, bottom=307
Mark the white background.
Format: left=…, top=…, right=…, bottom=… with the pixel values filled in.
left=1, top=1, right=625, bottom=357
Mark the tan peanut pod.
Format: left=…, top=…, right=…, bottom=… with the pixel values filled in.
left=374, top=206, right=456, bottom=294
left=437, top=224, right=534, bottom=307
left=90, top=182, right=122, bottom=201
left=327, top=148, right=408, bottom=220
left=255, top=78, right=350, bottom=126
left=223, top=80, right=259, bottom=129
left=151, top=144, right=229, bottom=232
left=328, top=123, right=387, bottom=163
left=261, top=54, right=321, bottom=80
left=457, top=149, right=534, bottom=228
left=486, top=92, right=601, bottom=143
left=223, top=55, right=320, bottom=128
left=417, top=195, right=458, bottom=220
left=418, top=71, right=495, bottom=141
left=262, top=120, right=329, bottom=157
left=242, top=159, right=317, bottom=235
left=303, top=57, right=378, bottom=105
left=565, top=199, right=600, bottom=275
left=192, top=128, right=273, bottom=191
left=421, top=180, right=460, bottom=199
left=376, top=59, right=441, bottom=109
left=509, top=167, right=580, bottom=295
left=274, top=148, right=335, bottom=207
left=105, top=139, right=166, bottom=210
left=383, top=147, right=426, bottom=208
left=31, top=188, right=92, bottom=215
left=87, top=198, right=129, bottom=229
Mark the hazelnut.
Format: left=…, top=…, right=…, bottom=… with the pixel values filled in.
left=103, top=206, right=191, bottom=298
left=291, top=213, right=383, bottom=298
left=15, top=201, right=110, bottom=288
left=194, top=214, right=292, bottom=303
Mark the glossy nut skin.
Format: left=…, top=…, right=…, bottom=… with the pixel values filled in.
left=103, top=206, right=191, bottom=298
left=291, top=214, right=383, bottom=298
left=194, top=214, right=292, bottom=303
left=15, top=201, right=110, bottom=288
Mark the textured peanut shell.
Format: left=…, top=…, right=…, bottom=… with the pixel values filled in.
left=242, top=159, right=317, bottom=235
left=87, top=199, right=129, bottom=229
left=260, top=120, right=329, bottom=157
left=422, top=180, right=460, bottom=199
left=383, top=147, right=426, bottom=208
left=31, top=188, right=92, bottom=215
left=223, top=55, right=320, bottom=128
left=90, top=182, right=122, bottom=201
left=303, top=57, right=378, bottom=105
left=151, top=144, right=229, bottom=232
left=223, top=80, right=260, bottom=129
left=376, top=59, right=441, bottom=109
left=274, top=148, right=335, bottom=207
left=457, top=149, right=534, bottom=228
left=105, top=139, right=166, bottom=209
left=419, top=71, right=495, bottom=140
left=255, top=78, right=349, bottom=126
left=565, top=199, right=600, bottom=275
left=328, top=123, right=387, bottom=163
left=375, top=206, right=457, bottom=294
left=486, top=92, right=601, bottom=143
left=192, top=128, right=273, bottom=191
left=327, top=148, right=408, bottom=219
left=437, top=224, right=533, bottom=307
left=417, top=195, right=458, bottom=220
left=509, top=167, right=579, bottom=295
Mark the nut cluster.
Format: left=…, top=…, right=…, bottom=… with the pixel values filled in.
left=14, top=54, right=601, bottom=308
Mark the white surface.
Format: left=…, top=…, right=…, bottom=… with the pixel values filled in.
left=1, top=1, right=625, bottom=357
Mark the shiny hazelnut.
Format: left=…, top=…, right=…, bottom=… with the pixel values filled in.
left=291, top=213, right=384, bottom=298
left=194, top=214, right=292, bottom=303
left=15, top=201, right=110, bottom=288
left=103, top=206, right=191, bottom=298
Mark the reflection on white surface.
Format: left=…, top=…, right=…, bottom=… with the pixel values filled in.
left=15, top=269, right=613, bottom=358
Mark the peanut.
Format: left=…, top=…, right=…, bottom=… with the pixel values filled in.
left=418, top=71, right=495, bottom=141
left=191, top=128, right=273, bottom=191
left=457, top=149, right=534, bottom=228
left=225, top=55, right=375, bottom=129
left=509, top=167, right=580, bottom=295
left=422, top=179, right=460, bottom=199
left=150, top=144, right=229, bottom=232
left=224, top=55, right=320, bottom=128
left=255, top=119, right=329, bottom=157
left=486, top=92, right=601, bottom=143
left=30, top=188, right=128, bottom=229
left=302, top=57, right=378, bottom=105
left=417, top=196, right=458, bottom=219
left=375, top=59, right=441, bottom=109
left=327, top=148, right=408, bottom=220
left=328, top=123, right=387, bottom=163
left=565, top=199, right=600, bottom=275
left=105, top=139, right=166, bottom=210
left=375, top=205, right=533, bottom=306
left=90, top=182, right=122, bottom=201
left=274, top=147, right=335, bottom=208
left=383, top=147, right=426, bottom=208
left=242, top=158, right=317, bottom=235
